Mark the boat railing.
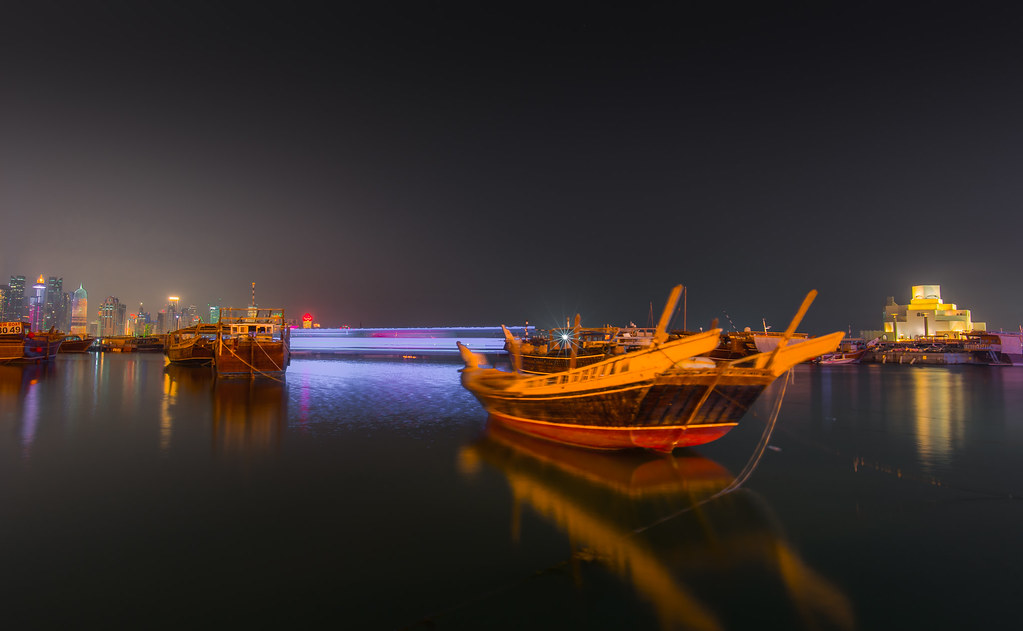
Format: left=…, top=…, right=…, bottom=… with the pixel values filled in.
left=219, top=307, right=285, bottom=323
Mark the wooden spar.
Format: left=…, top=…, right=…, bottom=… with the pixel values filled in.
left=758, top=289, right=817, bottom=370
left=569, top=313, right=580, bottom=371
left=653, top=285, right=683, bottom=345
left=501, top=325, right=522, bottom=373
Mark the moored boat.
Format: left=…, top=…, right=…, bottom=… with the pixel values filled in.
left=514, top=317, right=619, bottom=374
left=0, top=322, right=63, bottom=363
left=59, top=334, right=96, bottom=353
left=818, top=337, right=871, bottom=365
left=964, top=331, right=1023, bottom=366
left=213, top=308, right=290, bottom=378
left=122, top=335, right=165, bottom=353
left=458, top=287, right=843, bottom=453
left=166, top=325, right=217, bottom=364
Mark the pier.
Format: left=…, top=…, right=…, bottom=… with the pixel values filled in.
left=288, top=326, right=531, bottom=357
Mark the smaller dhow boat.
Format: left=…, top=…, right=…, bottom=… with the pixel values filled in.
left=458, top=286, right=843, bottom=453
left=123, top=335, right=165, bottom=353
left=817, top=337, right=872, bottom=365
left=59, top=334, right=95, bottom=353
left=166, top=324, right=217, bottom=364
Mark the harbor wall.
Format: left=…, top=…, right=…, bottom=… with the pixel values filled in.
left=862, top=350, right=975, bottom=365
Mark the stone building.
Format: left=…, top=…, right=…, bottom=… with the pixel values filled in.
left=877, top=285, right=985, bottom=340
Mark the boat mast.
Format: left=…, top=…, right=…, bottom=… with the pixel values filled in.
left=569, top=313, right=580, bottom=371
left=653, top=285, right=683, bottom=345
left=758, top=289, right=817, bottom=370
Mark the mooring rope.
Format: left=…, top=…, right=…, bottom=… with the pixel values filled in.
left=221, top=340, right=285, bottom=383
left=628, top=371, right=790, bottom=536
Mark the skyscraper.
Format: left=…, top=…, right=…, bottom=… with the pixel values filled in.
left=28, top=276, right=46, bottom=330
left=44, top=276, right=66, bottom=330
left=71, top=284, right=88, bottom=334
left=100, top=297, right=126, bottom=337
left=5, top=275, right=26, bottom=322
left=0, top=284, right=9, bottom=321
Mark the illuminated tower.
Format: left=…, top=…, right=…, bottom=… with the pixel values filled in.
left=29, top=276, right=46, bottom=330
left=44, top=276, right=65, bottom=330
left=71, top=284, right=88, bottom=334
left=167, top=296, right=180, bottom=333
left=100, top=297, right=126, bottom=337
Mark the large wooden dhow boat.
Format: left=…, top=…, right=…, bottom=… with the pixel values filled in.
left=166, top=324, right=217, bottom=365
left=213, top=308, right=290, bottom=378
left=458, top=287, right=843, bottom=453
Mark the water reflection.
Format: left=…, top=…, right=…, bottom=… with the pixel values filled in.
left=908, top=369, right=969, bottom=472
left=807, top=365, right=1009, bottom=476
left=0, top=363, right=52, bottom=458
left=212, top=379, right=287, bottom=456
left=460, top=422, right=853, bottom=631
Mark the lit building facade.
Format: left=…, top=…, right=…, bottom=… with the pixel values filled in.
left=162, top=297, right=181, bottom=333
left=100, top=297, right=127, bottom=337
left=28, top=276, right=46, bottom=330
left=4, top=275, right=26, bottom=322
left=44, top=276, right=69, bottom=331
left=882, top=285, right=985, bottom=339
left=70, top=284, right=88, bottom=334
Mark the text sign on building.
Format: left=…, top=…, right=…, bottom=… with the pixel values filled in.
left=0, top=321, right=25, bottom=334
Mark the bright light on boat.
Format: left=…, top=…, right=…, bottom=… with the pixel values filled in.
left=561, top=334, right=569, bottom=341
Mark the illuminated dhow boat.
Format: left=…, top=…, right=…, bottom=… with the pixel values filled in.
left=0, top=322, right=63, bottom=363
left=458, top=286, right=843, bottom=453
left=213, top=308, right=290, bottom=378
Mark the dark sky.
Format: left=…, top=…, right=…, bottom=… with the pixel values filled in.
left=3, top=2, right=1023, bottom=334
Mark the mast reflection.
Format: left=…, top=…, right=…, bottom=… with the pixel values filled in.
left=460, top=421, right=854, bottom=631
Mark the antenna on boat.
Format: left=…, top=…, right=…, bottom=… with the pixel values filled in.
left=569, top=313, right=581, bottom=370
left=653, top=285, right=684, bottom=345
left=251, top=282, right=256, bottom=307
left=759, top=289, right=817, bottom=370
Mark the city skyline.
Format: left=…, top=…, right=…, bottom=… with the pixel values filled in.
left=4, top=3, right=1023, bottom=333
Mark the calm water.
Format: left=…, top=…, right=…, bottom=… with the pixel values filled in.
left=3, top=354, right=1023, bottom=629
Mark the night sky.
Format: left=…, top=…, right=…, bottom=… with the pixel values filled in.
left=3, top=2, right=1023, bottom=334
